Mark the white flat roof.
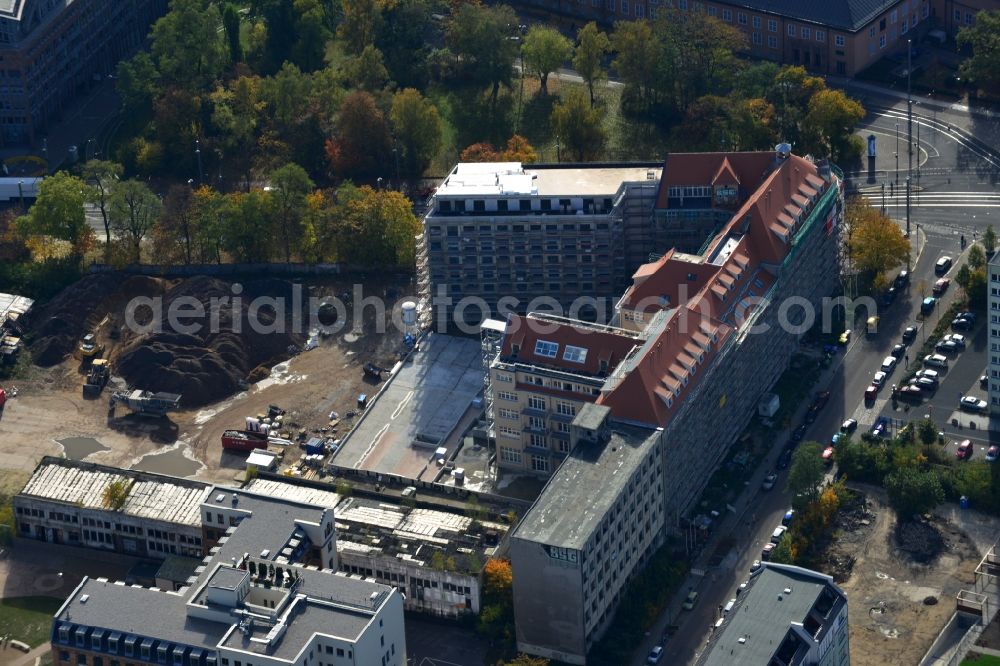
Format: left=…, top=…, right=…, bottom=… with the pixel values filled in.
left=435, top=163, right=661, bottom=198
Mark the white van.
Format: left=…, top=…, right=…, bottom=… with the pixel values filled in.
left=923, top=354, right=948, bottom=369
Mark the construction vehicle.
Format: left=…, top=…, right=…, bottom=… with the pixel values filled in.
left=78, top=333, right=104, bottom=360
left=109, top=389, right=181, bottom=417
left=83, top=359, right=109, bottom=398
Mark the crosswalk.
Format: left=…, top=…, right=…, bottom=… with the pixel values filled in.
left=858, top=191, right=1000, bottom=208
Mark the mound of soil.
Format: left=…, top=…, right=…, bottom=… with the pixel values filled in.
left=894, top=519, right=945, bottom=564
left=28, top=272, right=308, bottom=407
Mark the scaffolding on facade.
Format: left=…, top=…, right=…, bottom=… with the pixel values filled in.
left=480, top=319, right=506, bottom=485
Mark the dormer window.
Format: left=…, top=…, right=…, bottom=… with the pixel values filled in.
left=534, top=340, right=559, bottom=358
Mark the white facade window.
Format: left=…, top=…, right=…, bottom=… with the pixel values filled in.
left=835, top=34, right=845, bottom=46
left=500, top=447, right=522, bottom=463
left=498, top=391, right=517, bottom=402
left=788, top=24, right=796, bottom=36
left=557, top=402, right=577, bottom=416
left=498, top=408, right=518, bottom=420
left=708, top=5, right=716, bottom=15
left=768, top=35, right=778, bottom=48
left=563, top=345, right=588, bottom=363
left=621, top=0, right=629, bottom=14
left=528, top=396, right=546, bottom=410
left=737, top=12, right=747, bottom=24
left=890, top=9, right=897, bottom=22
left=752, top=16, right=760, bottom=28
left=531, top=455, right=550, bottom=472
left=636, top=3, right=644, bottom=16
left=495, top=373, right=513, bottom=383
left=880, top=34, right=886, bottom=48
left=722, top=8, right=731, bottom=21
left=901, top=19, right=908, bottom=33
left=499, top=426, right=520, bottom=439
left=816, top=30, right=825, bottom=41
left=752, top=32, right=762, bottom=45
left=870, top=25, right=876, bottom=37
left=768, top=19, right=777, bottom=32
left=801, top=26, right=810, bottom=39
left=534, top=340, right=558, bottom=358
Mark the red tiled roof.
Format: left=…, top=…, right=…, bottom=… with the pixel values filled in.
left=655, top=152, right=777, bottom=209
left=499, top=314, right=640, bottom=377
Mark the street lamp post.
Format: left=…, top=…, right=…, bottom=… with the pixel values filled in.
left=906, top=38, right=913, bottom=270
left=895, top=124, right=899, bottom=185
left=17, top=179, right=24, bottom=211
left=195, top=140, right=204, bottom=185
left=393, top=146, right=400, bottom=190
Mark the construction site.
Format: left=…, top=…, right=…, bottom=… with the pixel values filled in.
left=0, top=271, right=469, bottom=492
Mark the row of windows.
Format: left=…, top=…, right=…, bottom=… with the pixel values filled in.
left=429, top=222, right=611, bottom=236
left=436, top=198, right=614, bottom=215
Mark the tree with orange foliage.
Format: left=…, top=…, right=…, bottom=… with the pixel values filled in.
left=325, top=91, right=392, bottom=181
left=459, top=135, right=537, bottom=163
left=479, top=558, right=515, bottom=643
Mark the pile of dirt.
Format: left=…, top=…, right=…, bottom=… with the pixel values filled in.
left=894, top=519, right=945, bottom=564
left=820, top=492, right=875, bottom=582
left=29, top=272, right=308, bottom=407
left=111, top=277, right=307, bottom=407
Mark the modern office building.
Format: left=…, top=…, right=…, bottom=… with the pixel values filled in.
left=50, top=483, right=405, bottom=666
left=511, top=0, right=934, bottom=77
left=0, top=0, right=168, bottom=146
left=416, top=161, right=662, bottom=328
left=988, top=253, right=1000, bottom=411
left=510, top=404, right=666, bottom=663
left=697, top=563, right=850, bottom=666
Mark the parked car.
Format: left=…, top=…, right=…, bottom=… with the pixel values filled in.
left=956, top=311, right=977, bottom=324
left=960, top=396, right=988, bottom=413
left=736, top=581, right=749, bottom=596
left=822, top=446, right=835, bottom=464
left=777, top=448, right=793, bottom=469
left=864, top=385, right=878, bottom=405
left=841, top=418, right=858, bottom=433
left=952, top=317, right=974, bottom=332
left=682, top=590, right=699, bottom=610
left=881, top=356, right=897, bottom=373
left=761, top=543, right=776, bottom=560
left=920, top=296, right=937, bottom=314
left=790, top=424, right=807, bottom=443
left=813, top=390, right=831, bottom=410
left=898, top=384, right=924, bottom=401
left=762, top=472, right=778, bottom=491
left=890, top=344, right=906, bottom=359
left=923, top=354, right=949, bottom=369
left=782, top=509, right=795, bottom=526
left=917, top=369, right=940, bottom=381
left=894, top=270, right=910, bottom=289
left=945, top=333, right=966, bottom=349
left=750, top=559, right=762, bottom=573
left=932, top=278, right=950, bottom=296
left=883, top=286, right=897, bottom=306
left=831, top=432, right=844, bottom=446
left=956, top=440, right=973, bottom=460
left=872, top=371, right=888, bottom=388
left=911, top=376, right=938, bottom=391
left=935, top=256, right=953, bottom=275
left=936, top=338, right=960, bottom=354
left=986, top=446, right=999, bottom=463
left=723, top=598, right=736, bottom=614
left=647, top=646, right=664, bottom=664
left=902, top=326, right=918, bottom=344
left=770, top=525, right=788, bottom=544
left=872, top=417, right=889, bottom=439
left=804, top=405, right=819, bottom=424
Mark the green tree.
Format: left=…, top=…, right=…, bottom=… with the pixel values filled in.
left=222, top=189, right=275, bottom=262
left=343, top=45, right=391, bottom=92
left=291, top=0, right=332, bottom=72
left=211, top=76, right=264, bottom=191
left=885, top=467, right=944, bottom=519
left=846, top=196, right=911, bottom=290
left=573, top=22, right=610, bottom=107
left=154, top=184, right=196, bottom=264
left=446, top=3, right=520, bottom=104
left=982, top=225, right=996, bottom=255
left=151, top=0, right=225, bottom=91
left=82, top=160, right=123, bottom=258
left=376, top=0, right=434, bottom=89
left=611, top=20, right=661, bottom=113
left=110, top=180, right=163, bottom=263
left=802, top=89, right=865, bottom=163
left=788, top=441, right=825, bottom=508
left=957, top=10, right=1000, bottom=96
left=968, top=243, right=987, bottom=270
left=522, top=25, right=572, bottom=95
left=956, top=264, right=972, bottom=293
left=325, top=91, right=392, bottom=180
left=337, top=0, right=385, bottom=55
left=917, top=418, right=938, bottom=446
left=769, top=532, right=796, bottom=564
left=222, top=2, right=243, bottom=64
left=116, top=52, right=161, bottom=116
left=389, top=88, right=443, bottom=178
left=16, top=171, right=92, bottom=255
left=269, top=163, right=314, bottom=263
left=766, top=66, right=827, bottom=146
left=102, top=479, right=131, bottom=511
left=551, top=88, right=606, bottom=162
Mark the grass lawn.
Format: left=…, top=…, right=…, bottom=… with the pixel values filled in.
left=962, top=655, right=1000, bottom=666
left=0, top=597, right=64, bottom=647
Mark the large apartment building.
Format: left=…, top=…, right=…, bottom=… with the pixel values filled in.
left=0, top=0, right=167, bottom=146
left=488, top=148, right=843, bottom=662
left=514, top=0, right=936, bottom=77
left=697, top=563, right=850, bottom=666
left=510, top=404, right=666, bottom=663
left=416, top=161, right=662, bottom=328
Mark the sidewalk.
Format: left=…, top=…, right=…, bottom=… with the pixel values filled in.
left=826, top=75, right=1000, bottom=122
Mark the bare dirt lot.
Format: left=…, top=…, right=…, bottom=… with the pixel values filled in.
left=824, top=489, right=981, bottom=666
left=0, top=274, right=415, bottom=490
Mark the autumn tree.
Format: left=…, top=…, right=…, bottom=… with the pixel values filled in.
left=110, top=180, right=162, bottom=263
left=845, top=197, right=911, bottom=291
left=82, top=160, right=123, bottom=258
left=211, top=75, right=264, bottom=191
left=766, top=66, right=827, bottom=146
left=573, top=22, right=610, bottom=107
left=459, top=135, right=538, bottom=163
left=551, top=88, right=606, bottom=161
left=479, top=558, right=515, bottom=643
left=16, top=171, right=92, bottom=255
left=496, top=656, right=550, bottom=666
left=269, top=163, right=314, bottom=263
left=338, top=0, right=385, bottom=55
left=957, top=10, right=1000, bottom=96
left=390, top=88, right=443, bottom=178
left=522, top=25, right=572, bottom=95
left=340, top=187, right=420, bottom=265
left=611, top=20, right=660, bottom=114
left=326, top=91, right=392, bottom=180
left=802, top=89, right=865, bottom=163
left=446, top=3, right=520, bottom=104
left=343, top=45, right=391, bottom=92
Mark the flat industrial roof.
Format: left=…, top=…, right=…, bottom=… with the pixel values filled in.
left=19, top=459, right=209, bottom=527
left=435, top=163, right=661, bottom=198
left=700, top=563, right=846, bottom=666
left=333, top=333, right=483, bottom=479
left=512, top=424, right=661, bottom=550
left=243, top=478, right=343, bottom=508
